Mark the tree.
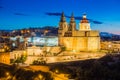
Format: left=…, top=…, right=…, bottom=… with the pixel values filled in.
left=32, top=58, right=46, bottom=65
left=15, top=55, right=27, bottom=63
left=61, top=46, right=66, bottom=51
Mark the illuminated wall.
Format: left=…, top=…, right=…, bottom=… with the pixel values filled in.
left=60, top=31, right=100, bottom=51
left=10, top=50, right=27, bottom=60
left=27, top=46, right=43, bottom=56
left=27, top=46, right=61, bottom=56
left=0, top=53, right=10, bottom=64
left=101, top=41, right=120, bottom=51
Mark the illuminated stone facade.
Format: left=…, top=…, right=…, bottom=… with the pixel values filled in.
left=10, top=50, right=27, bottom=60
left=27, top=46, right=61, bottom=56
left=101, top=41, right=120, bottom=52
left=58, top=13, right=100, bottom=51
left=0, top=53, right=10, bottom=64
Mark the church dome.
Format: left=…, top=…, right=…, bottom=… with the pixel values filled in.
left=80, top=14, right=89, bottom=23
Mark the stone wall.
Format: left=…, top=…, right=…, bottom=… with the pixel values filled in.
left=27, top=46, right=61, bottom=56
left=61, top=36, right=100, bottom=51
left=25, top=52, right=105, bottom=64
left=10, top=50, right=27, bottom=59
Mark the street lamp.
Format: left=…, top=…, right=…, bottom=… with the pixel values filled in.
left=55, top=69, right=59, bottom=74
left=38, top=74, right=43, bottom=79
left=5, top=72, right=11, bottom=79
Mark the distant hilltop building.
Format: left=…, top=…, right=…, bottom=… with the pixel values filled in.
left=58, top=12, right=100, bottom=51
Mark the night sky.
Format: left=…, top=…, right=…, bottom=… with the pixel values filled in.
left=0, top=0, right=120, bottom=34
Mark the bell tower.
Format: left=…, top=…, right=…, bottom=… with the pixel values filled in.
left=68, top=13, right=76, bottom=31
left=58, top=12, right=68, bottom=37
left=58, top=12, right=68, bottom=46
left=79, top=14, right=91, bottom=31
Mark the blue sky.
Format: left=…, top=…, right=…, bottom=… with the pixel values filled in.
left=0, top=0, right=120, bottom=34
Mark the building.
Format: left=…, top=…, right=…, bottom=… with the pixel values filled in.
left=0, top=52, right=10, bottom=64
left=101, top=41, right=120, bottom=52
left=10, top=50, right=27, bottom=60
left=58, top=12, right=100, bottom=51
left=29, top=36, right=58, bottom=46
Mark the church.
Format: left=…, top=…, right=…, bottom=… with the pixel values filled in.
left=58, top=12, right=100, bottom=51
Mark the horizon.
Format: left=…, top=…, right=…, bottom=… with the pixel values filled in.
left=0, top=26, right=119, bottom=36
left=0, top=0, right=120, bottom=34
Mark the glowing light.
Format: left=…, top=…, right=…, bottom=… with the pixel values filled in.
left=72, top=50, right=76, bottom=53
left=108, top=44, right=112, bottom=48
left=47, top=47, right=50, bottom=52
left=55, top=69, right=59, bottom=73
left=23, top=51, right=27, bottom=55
left=6, top=72, right=9, bottom=76
left=38, top=74, right=43, bottom=79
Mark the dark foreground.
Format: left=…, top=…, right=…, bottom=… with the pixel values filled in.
left=1, top=54, right=120, bottom=80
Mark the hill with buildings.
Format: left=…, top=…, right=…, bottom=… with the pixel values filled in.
left=100, top=32, right=120, bottom=41
left=0, top=27, right=120, bottom=41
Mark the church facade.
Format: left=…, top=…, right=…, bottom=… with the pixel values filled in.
left=58, top=12, right=100, bottom=51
